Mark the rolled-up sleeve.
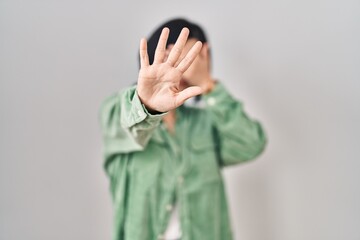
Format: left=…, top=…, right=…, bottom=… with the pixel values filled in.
left=98, top=85, right=167, bottom=162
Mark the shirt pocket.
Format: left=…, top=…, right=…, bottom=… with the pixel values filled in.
left=187, top=137, right=222, bottom=186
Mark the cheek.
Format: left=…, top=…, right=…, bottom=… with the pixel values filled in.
left=183, top=59, right=199, bottom=78
left=183, top=66, right=195, bottom=80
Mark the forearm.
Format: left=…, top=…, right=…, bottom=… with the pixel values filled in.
left=99, top=85, right=167, bottom=158
left=204, top=82, right=267, bottom=166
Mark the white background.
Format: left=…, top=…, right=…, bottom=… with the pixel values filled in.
left=1, top=0, right=359, bottom=239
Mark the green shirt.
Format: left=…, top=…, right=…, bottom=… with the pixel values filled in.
left=98, top=82, right=267, bottom=240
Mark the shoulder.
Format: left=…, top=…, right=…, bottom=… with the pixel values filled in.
left=100, top=85, right=137, bottom=109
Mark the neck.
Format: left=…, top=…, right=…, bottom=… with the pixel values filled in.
left=162, top=109, right=176, bottom=134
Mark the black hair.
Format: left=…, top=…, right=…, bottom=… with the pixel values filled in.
left=138, top=18, right=209, bottom=68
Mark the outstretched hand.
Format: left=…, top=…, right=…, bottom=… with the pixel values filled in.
left=136, top=27, right=204, bottom=113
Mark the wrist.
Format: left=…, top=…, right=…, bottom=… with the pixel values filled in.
left=136, top=89, right=164, bottom=114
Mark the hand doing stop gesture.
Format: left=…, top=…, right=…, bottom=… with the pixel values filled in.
left=136, top=27, right=204, bottom=113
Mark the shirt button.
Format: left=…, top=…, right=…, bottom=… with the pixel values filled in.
left=178, top=176, right=184, bottom=184
left=165, top=204, right=173, bottom=211
left=137, top=109, right=143, bottom=116
left=157, top=234, right=164, bottom=239
left=207, top=97, right=216, bottom=106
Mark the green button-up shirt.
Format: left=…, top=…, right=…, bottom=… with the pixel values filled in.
left=99, top=82, right=267, bottom=240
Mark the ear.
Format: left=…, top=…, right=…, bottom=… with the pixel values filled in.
left=200, top=43, right=209, bottom=59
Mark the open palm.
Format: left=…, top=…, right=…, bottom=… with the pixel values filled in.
left=136, top=27, right=203, bottom=113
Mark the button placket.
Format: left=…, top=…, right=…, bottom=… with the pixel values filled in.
left=178, top=176, right=184, bottom=185
left=165, top=204, right=173, bottom=211
left=157, top=234, right=165, bottom=239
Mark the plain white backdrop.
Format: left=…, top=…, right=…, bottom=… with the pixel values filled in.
left=1, top=0, right=359, bottom=239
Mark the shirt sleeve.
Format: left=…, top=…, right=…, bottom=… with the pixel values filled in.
left=98, top=85, right=167, bottom=161
left=202, top=82, right=268, bottom=167
left=99, top=86, right=167, bottom=238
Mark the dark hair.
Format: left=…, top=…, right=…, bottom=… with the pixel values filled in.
left=138, top=18, right=209, bottom=68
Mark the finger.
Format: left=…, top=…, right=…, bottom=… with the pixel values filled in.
left=153, top=28, right=170, bottom=64
left=176, top=41, right=202, bottom=73
left=173, top=40, right=197, bottom=68
left=164, top=44, right=174, bottom=62
left=166, top=28, right=190, bottom=66
left=173, top=50, right=186, bottom=68
left=139, top=38, right=149, bottom=67
left=175, top=86, right=203, bottom=107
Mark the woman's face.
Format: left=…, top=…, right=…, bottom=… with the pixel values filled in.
left=166, top=38, right=210, bottom=89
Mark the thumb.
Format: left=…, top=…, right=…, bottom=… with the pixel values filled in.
left=175, top=86, right=203, bottom=107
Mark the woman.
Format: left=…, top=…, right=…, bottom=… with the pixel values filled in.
left=99, top=18, right=267, bottom=240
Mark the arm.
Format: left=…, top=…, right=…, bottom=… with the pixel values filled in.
left=98, top=85, right=166, bottom=158
left=204, top=82, right=268, bottom=167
